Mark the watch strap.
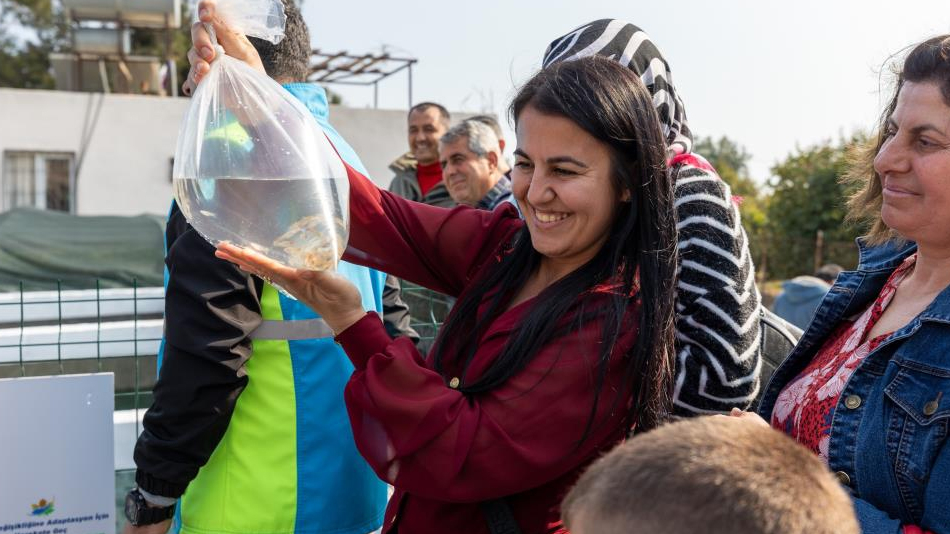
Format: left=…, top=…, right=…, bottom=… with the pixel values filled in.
left=126, top=488, right=175, bottom=526
left=138, top=502, right=176, bottom=525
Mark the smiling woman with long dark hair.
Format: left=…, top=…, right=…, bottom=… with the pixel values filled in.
left=195, top=5, right=677, bottom=533
left=430, top=57, right=677, bottom=434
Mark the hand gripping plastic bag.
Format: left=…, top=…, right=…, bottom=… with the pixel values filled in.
left=173, top=0, right=349, bottom=272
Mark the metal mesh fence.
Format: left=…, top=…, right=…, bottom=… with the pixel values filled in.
left=0, top=279, right=452, bottom=409
left=0, top=279, right=163, bottom=412
left=0, top=279, right=161, bottom=530
left=0, top=277, right=449, bottom=530
left=401, top=280, right=453, bottom=352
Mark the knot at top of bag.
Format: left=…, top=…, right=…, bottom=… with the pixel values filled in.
left=193, top=0, right=287, bottom=45
left=211, top=44, right=226, bottom=63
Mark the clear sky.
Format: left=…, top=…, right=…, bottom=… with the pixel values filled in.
left=302, top=0, right=949, bottom=184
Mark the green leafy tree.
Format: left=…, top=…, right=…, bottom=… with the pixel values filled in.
left=0, top=35, right=55, bottom=87
left=693, top=136, right=757, bottom=196
left=0, top=0, right=69, bottom=88
left=763, top=135, right=866, bottom=280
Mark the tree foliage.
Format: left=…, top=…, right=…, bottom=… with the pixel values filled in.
left=693, top=134, right=869, bottom=281
left=0, top=0, right=69, bottom=88
left=763, top=135, right=866, bottom=279
left=693, top=136, right=757, bottom=197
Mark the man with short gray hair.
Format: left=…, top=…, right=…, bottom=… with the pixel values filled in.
left=466, top=114, right=510, bottom=174
left=439, top=120, right=513, bottom=210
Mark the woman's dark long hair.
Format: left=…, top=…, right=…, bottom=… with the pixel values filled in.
left=431, top=56, right=677, bottom=435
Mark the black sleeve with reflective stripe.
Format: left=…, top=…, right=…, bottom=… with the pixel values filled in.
left=133, top=202, right=264, bottom=498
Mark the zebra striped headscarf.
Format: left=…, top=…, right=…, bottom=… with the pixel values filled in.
left=542, top=19, right=693, bottom=157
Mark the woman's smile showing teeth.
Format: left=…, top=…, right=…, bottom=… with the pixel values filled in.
left=511, top=106, right=623, bottom=269
left=533, top=208, right=571, bottom=224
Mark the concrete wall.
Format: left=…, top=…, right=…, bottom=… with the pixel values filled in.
left=0, top=88, right=416, bottom=216
left=331, top=105, right=411, bottom=187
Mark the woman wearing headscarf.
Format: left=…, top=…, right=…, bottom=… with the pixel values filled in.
left=543, top=20, right=762, bottom=415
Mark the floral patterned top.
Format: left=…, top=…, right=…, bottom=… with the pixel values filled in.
left=771, top=254, right=917, bottom=462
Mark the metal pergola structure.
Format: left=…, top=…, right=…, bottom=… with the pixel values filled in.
left=308, top=49, right=418, bottom=108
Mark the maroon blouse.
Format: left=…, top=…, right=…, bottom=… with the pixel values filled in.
left=336, top=161, right=639, bottom=533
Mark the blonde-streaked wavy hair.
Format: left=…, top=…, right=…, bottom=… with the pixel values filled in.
left=842, top=35, right=950, bottom=246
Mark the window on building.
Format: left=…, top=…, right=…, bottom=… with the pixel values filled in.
left=2, top=151, right=75, bottom=212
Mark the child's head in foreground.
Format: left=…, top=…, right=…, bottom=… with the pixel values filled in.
left=562, top=416, right=859, bottom=534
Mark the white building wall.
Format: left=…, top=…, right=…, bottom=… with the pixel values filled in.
left=0, top=88, right=421, bottom=216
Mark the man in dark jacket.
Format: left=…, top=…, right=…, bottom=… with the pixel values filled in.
left=381, top=103, right=456, bottom=342
left=439, top=120, right=513, bottom=211
left=387, top=102, right=454, bottom=207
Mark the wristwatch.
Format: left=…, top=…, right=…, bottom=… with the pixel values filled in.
left=125, top=488, right=176, bottom=526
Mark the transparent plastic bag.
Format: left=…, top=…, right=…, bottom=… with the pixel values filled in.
left=173, top=0, right=349, bottom=273
left=211, top=0, right=286, bottom=44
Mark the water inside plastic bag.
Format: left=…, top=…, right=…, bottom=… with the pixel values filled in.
left=176, top=177, right=346, bottom=271
left=172, top=48, right=350, bottom=272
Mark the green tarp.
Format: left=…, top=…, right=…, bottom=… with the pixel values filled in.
left=0, top=208, right=165, bottom=291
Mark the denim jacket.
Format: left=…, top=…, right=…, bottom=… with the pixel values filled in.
left=758, top=239, right=950, bottom=534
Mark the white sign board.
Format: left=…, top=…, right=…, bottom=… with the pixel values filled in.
left=0, top=374, right=115, bottom=534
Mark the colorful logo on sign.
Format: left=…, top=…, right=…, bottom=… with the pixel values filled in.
left=31, top=498, right=55, bottom=516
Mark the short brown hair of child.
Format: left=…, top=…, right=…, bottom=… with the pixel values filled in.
left=561, top=416, right=859, bottom=534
